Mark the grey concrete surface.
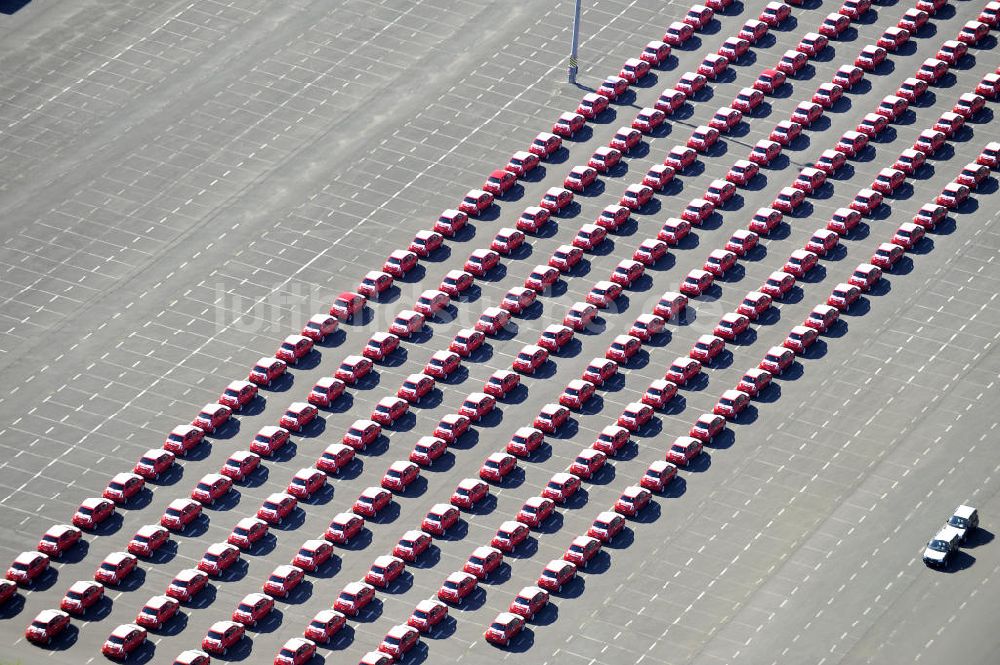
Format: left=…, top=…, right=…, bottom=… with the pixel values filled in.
left=0, top=0, right=998, bottom=664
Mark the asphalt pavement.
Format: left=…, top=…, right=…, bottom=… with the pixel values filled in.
left=0, top=0, right=999, bottom=664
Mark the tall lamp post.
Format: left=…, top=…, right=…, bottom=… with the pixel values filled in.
left=568, top=0, right=582, bottom=83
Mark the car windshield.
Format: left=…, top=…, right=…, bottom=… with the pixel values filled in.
left=522, top=505, right=537, bottom=514
left=949, top=516, right=969, bottom=528
left=107, top=636, right=125, bottom=645
left=671, top=445, right=687, bottom=453
left=928, top=540, right=949, bottom=552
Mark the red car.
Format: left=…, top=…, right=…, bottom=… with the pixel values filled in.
left=103, top=472, right=145, bottom=505
left=620, top=183, right=654, bottom=210
left=663, top=21, right=695, bottom=45
left=568, top=448, right=607, bottom=480
left=892, top=222, right=925, bottom=250
left=163, top=424, right=205, bottom=456
left=784, top=249, right=819, bottom=277
left=664, top=356, right=702, bottom=385
left=615, top=485, right=653, bottom=516
left=827, top=284, right=860, bottom=311
left=592, top=425, right=630, bottom=456
left=7, top=551, right=49, bottom=586
left=563, top=535, right=602, bottom=568
left=513, top=344, right=549, bottom=374
left=839, top=0, right=870, bottom=18
left=759, top=346, right=795, bottom=374
left=680, top=269, right=713, bottom=296
left=136, top=595, right=180, bottom=629
left=371, top=395, right=409, bottom=426
left=632, top=107, right=666, bottom=133
left=102, top=623, right=147, bottom=659
left=819, top=12, right=850, bottom=37
left=684, top=3, right=714, bottom=27
left=365, top=555, right=405, bottom=589
left=699, top=54, right=729, bottom=79
left=534, top=403, right=570, bottom=433
left=642, top=379, right=678, bottom=410
left=409, top=436, right=447, bottom=467
left=560, top=379, right=596, bottom=410
left=324, top=512, right=364, bottom=545
left=191, top=473, right=232, bottom=505
left=641, top=39, right=671, bottom=64
left=398, top=373, right=435, bottom=403
left=855, top=45, right=886, bottom=72
left=464, top=248, right=500, bottom=277
left=564, top=301, right=597, bottom=330
left=250, top=425, right=289, bottom=457
left=710, top=107, right=743, bottom=132
left=438, top=571, right=478, bottom=604
left=425, top=349, right=461, bottom=379
left=518, top=496, right=555, bottom=528
left=492, top=520, right=530, bottom=553
left=737, top=368, right=772, bottom=397
left=564, top=165, right=597, bottom=192
left=827, top=207, right=861, bottom=236
left=666, top=437, right=703, bottom=467
left=913, top=203, right=948, bottom=229
left=739, top=18, right=769, bottom=42
left=219, top=380, right=258, bottom=410
left=732, top=87, right=765, bottom=114
left=382, top=249, right=418, bottom=279
left=506, top=427, right=544, bottom=458
left=850, top=263, right=883, bottom=291
left=408, top=599, right=448, bottom=634
left=582, top=357, right=618, bottom=386
left=576, top=92, right=608, bottom=120
left=191, top=403, right=231, bottom=434
left=60, top=579, right=104, bottom=615
left=434, top=413, right=470, bottom=442
left=690, top=412, right=728, bottom=441
left=128, top=524, right=170, bottom=557
left=607, top=334, right=641, bottom=364
left=434, top=209, right=468, bottom=237
left=641, top=461, right=678, bottom=493
left=198, top=543, right=240, bottom=577
left=664, top=145, right=698, bottom=171
left=529, top=132, right=562, bottom=157
left=410, top=231, right=444, bottom=259
left=552, top=111, right=585, bottom=138
left=507, top=150, right=540, bottom=177
left=353, top=487, right=393, bottom=518
left=161, top=498, right=202, bottom=531
left=548, top=244, right=583, bottom=273
left=335, top=581, right=376, bottom=616
left=202, top=620, right=244, bottom=655
left=484, top=369, right=520, bottom=398
left=378, top=625, right=419, bottom=661
left=777, top=49, right=808, bottom=76
left=687, top=125, right=719, bottom=152
left=763, top=270, right=798, bottom=299
left=484, top=169, right=517, bottom=197
left=336, top=354, right=373, bottom=384
left=459, top=189, right=494, bottom=217
left=718, top=35, right=750, bottom=60
left=464, top=546, right=503, bottom=579
left=287, top=467, right=326, bottom=500
left=770, top=120, right=801, bottom=146
left=329, top=291, right=366, bottom=320
left=256, top=492, right=297, bottom=525
left=634, top=238, right=669, bottom=265
left=450, top=328, right=485, bottom=357
left=524, top=264, right=560, bottom=293
left=850, top=188, right=884, bottom=215
left=381, top=460, right=419, bottom=492
left=727, top=159, right=759, bottom=186
left=166, top=568, right=208, bottom=602
left=279, top=402, right=318, bottom=432
left=754, top=68, right=786, bottom=94
left=894, top=149, right=926, bottom=176
left=590, top=146, right=622, bottom=174
left=618, top=402, right=654, bottom=431
left=704, top=248, right=737, bottom=277
left=740, top=289, right=775, bottom=318
left=715, top=312, right=750, bottom=341
left=538, top=324, right=574, bottom=352
left=749, top=139, right=781, bottom=166
left=228, top=517, right=269, bottom=550
left=450, top=479, right=489, bottom=510
left=804, top=229, right=840, bottom=257
left=501, top=286, right=537, bottom=315
left=656, top=87, right=687, bottom=113
left=276, top=638, right=318, bottom=665
left=784, top=325, right=819, bottom=354
left=630, top=313, right=665, bottom=341
left=537, top=559, right=577, bottom=593
left=797, top=31, right=829, bottom=57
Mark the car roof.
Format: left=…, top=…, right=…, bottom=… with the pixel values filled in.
left=954, top=505, right=977, bottom=518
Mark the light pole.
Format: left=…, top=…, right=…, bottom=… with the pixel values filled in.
left=568, top=0, right=582, bottom=84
